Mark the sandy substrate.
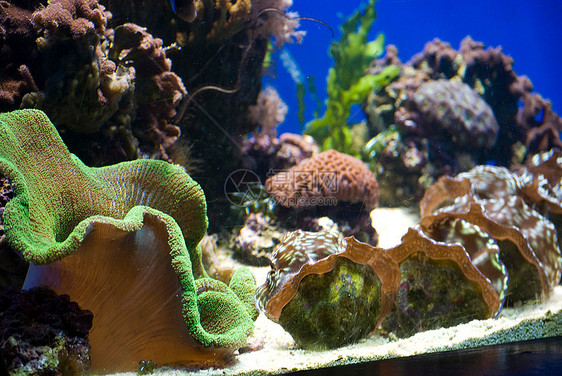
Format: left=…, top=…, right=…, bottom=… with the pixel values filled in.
left=110, top=208, right=562, bottom=376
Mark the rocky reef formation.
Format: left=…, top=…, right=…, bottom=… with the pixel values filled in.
left=0, top=287, right=93, bottom=376
left=105, top=0, right=305, bottom=229
left=0, top=0, right=185, bottom=164
left=1, top=0, right=306, bottom=231
left=365, top=37, right=562, bottom=206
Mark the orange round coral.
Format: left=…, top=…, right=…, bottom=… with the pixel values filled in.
left=265, top=149, right=379, bottom=210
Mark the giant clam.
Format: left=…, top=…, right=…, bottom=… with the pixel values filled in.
left=256, top=157, right=562, bottom=346
left=420, top=164, right=562, bottom=305
left=255, top=229, right=399, bottom=349
left=380, top=227, right=503, bottom=337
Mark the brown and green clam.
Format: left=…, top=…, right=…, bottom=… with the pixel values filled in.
left=420, top=165, right=562, bottom=305
left=256, top=158, right=562, bottom=346
left=380, top=227, right=502, bottom=337
left=255, top=229, right=399, bottom=349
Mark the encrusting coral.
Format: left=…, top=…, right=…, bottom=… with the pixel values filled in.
left=109, top=23, right=186, bottom=161
left=0, top=109, right=257, bottom=372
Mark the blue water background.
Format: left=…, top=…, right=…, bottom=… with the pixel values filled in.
left=269, top=0, right=562, bottom=135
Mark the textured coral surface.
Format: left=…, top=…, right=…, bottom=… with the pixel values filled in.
left=266, top=149, right=379, bottom=209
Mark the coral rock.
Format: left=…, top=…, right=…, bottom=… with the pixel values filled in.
left=407, top=80, right=499, bottom=149
left=0, top=287, right=93, bottom=376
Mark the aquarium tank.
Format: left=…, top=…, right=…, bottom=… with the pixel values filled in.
left=1, top=0, right=562, bottom=375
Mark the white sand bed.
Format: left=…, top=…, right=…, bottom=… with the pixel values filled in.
left=111, top=208, right=562, bottom=376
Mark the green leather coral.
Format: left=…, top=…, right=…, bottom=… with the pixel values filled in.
left=0, top=109, right=257, bottom=372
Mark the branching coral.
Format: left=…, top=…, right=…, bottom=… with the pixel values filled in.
left=109, top=23, right=186, bottom=160
left=251, top=0, right=305, bottom=47
left=0, top=109, right=257, bottom=372
left=248, top=85, right=288, bottom=145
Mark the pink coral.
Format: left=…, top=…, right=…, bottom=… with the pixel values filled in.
left=252, top=0, right=305, bottom=47
left=248, top=85, right=288, bottom=142
left=32, top=0, right=111, bottom=39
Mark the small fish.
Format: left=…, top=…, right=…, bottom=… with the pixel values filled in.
left=170, top=0, right=197, bottom=23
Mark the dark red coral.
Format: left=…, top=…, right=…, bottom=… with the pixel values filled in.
left=110, top=23, right=185, bottom=160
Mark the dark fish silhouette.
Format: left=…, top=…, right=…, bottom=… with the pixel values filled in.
left=170, top=0, right=197, bottom=22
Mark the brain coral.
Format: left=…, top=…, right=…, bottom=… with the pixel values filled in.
left=398, top=80, right=499, bottom=149
left=265, top=149, right=379, bottom=210
left=0, top=109, right=257, bottom=372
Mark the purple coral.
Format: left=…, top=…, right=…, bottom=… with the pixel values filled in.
left=365, top=36, right=562, bottom=206
left=397, top=80, right=499, bottom=149
left=0, top=287, right=93, bottom=375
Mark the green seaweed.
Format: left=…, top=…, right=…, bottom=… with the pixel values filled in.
left=305, top=0, right=399, bottom=156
